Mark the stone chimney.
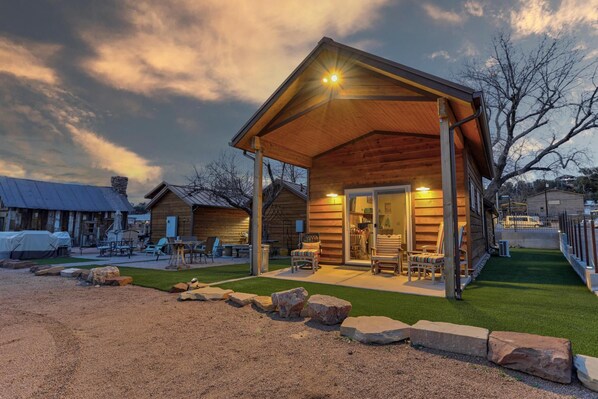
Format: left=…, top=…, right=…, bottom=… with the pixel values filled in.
left=111, top=176, right=128, bottom=197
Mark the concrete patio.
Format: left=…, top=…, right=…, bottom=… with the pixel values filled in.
left=262, top=265, right=470, bottom=297
left=70, top=247, right=249, bottom=270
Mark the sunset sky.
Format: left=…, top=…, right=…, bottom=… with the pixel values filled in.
left=0, top=0, right=596, bottom=202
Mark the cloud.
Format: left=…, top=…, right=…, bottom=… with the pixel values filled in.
left=427, top=50, right=453, bottom=61
left=422, top=3, right=466, bottom=24
left=0, top=35, right=163, bottom=197
left=0, top=159, right=26, bottom=178
left=510, top=0, right=598, bottom=37
left=464, top=1, right=484, bottom=17
left=79, top=0, right=389, bottom=104
left=0, top=37, right=60, bottom=84
left=66, top=124, right=162, bottom=183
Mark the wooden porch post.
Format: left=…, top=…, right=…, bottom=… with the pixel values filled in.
left=251, top=137, right=263, bottom=276
left=438, top=98, right=459, bottom=299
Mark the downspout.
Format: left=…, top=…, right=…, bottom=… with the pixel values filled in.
left=448, top=106, right=483, bottom=300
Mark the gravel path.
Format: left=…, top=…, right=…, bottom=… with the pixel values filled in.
left=0, top=269, right=594, bottom=399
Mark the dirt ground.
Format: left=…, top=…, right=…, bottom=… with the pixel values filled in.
left=0, top=269, right=594, bottom=399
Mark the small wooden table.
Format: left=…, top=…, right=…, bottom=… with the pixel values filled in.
left=166, top=241, right=203, bottom=270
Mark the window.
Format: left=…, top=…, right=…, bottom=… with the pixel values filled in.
left=470, top=179, right=482, bottom=215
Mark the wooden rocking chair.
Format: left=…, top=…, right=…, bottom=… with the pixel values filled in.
left=370, top=234, right=402, bottom=275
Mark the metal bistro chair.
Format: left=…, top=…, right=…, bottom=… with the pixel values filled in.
left=370, top=234, right=402, bottom=275
left=291, top=233, right=321, bottom=273
left=197, top=237, right=218, bottom=263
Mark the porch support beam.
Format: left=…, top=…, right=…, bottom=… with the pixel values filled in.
left=251, top=136, right=264, bottom=276
left=438, top=98, right=459, bottom=299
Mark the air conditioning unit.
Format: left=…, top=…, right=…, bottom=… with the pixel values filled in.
left=498, top=240, right=510, bottom=257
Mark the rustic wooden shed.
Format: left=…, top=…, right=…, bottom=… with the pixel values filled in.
left=263, top=180, right=307, bottom=251
left=145, top=182, right=250, bottom=244
left=231, top=37, right=494, bottom=298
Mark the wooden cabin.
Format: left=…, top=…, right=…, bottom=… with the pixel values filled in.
left=0, top=176, right=133, bottom=246
left=145, top=182, right=250, bottom=244
left=263, top=180, right=307, bottom=251
left=230, top=37, right=494, bottom=298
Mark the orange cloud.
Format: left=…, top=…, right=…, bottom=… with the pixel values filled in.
left=0, top=37, right=60, bottom=84
left=80, top=0, right=389, bottom=104
left=66, top=124, right=162, bottom=183
left=511, top=0, right=598, bottom=37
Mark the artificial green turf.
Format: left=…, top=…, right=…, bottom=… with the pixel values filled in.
left=79, top=259, right=291, bottom=292
left=219, top=249, right=598, bottom=357
left=32, top=257, right=97, bottom=265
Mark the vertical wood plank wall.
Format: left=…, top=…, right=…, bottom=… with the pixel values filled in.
left=149, top=191, right=193, bottom=242
left=193, top=207, right=249, bottom=244
left=308, top=134, right=474, bottom=265
left=465, top=151, right=486, bottom=268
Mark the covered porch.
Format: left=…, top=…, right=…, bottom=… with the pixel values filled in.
left=231, top=37, right=494, bottom=298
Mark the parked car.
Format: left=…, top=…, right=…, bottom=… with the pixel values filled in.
left=503, top=215, right=542, bottom=228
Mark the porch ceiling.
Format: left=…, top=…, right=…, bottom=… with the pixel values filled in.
left=231, top=37, right=494, bottom=177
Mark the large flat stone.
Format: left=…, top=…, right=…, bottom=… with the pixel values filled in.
left=30, top=264, right=51, bottom=273
left=105, top=276, right=133, bottom=286
left=271, top=287, right=308, bottom=318
left=228, top=292, right=257, bottom=306
left=306, top=294, right=352, bottom=325
left=410, top=320, right=489, bottom=357
left=340, top=316, right=410, bottom=344
left=60, top=268, right=82, bottom=278
left=35, top=266, right=64, bottom=276
left=178, top=287, right=233, bottom=301
left=488, top=331, right=572, bottom=384
left=0, top=260, right=35, bottom=269
left=574, top=355, right=598, bottom=392
left=252, top=296, right=276, bottom=312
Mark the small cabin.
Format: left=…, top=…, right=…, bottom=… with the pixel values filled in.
left=231, top=37, right=495, bottom=298
left=145, top=182, right=250, bottom=244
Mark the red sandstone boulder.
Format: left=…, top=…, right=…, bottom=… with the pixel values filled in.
left=105, top=276, right=133, bottom=286
left=488, top=331, right=572, bottom=383
left=306, top=294, right=352, bottom=325
left=271, top=287, right=308, bottom=318
left=170, top=283, right=189, bottom=293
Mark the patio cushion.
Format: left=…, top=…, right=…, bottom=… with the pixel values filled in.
left=409, top=254, right=445, bottom=264
left=291, top=249, right=319, bottom=257
left=302, top=242, right=320, bottom=250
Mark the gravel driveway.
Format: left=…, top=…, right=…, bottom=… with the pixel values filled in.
left=0, top=269, right=593, bottom=399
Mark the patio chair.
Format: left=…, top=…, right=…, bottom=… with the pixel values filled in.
left=291, top=233, right=321, bottom=273
left=370, top=234, right=402, bottom=275
left=144, top=237, right=168, bottom=259
left=407, top=222, right=466, bottom=283
left=197, top=237, right=219, bottom=263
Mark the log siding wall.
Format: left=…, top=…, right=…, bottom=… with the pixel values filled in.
left=264, top=188, right=307, bottom=250
left=308, top=134, right=478, bottom=265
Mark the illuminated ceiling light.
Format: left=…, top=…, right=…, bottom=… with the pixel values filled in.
left=322, top=77, right=329, bottom=83
left=326, top=193, right=338, bottom=198
left=330, top=74, right=338, bottom=82
left=416, top=186, right=430, bottom=192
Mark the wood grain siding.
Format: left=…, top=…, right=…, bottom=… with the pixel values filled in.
left=308, top=134, right=469, bottom=265
left=193, top=207, right=249, bottom=245
left=465, top=151, right=486, bottom=269
left=264, top=188, right=307, bottom=250
left=149, top=191, right=193, bottom=242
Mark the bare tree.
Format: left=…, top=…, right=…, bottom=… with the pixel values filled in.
left=186, top=151, right=290, bottom=242
left=460, top=33, right=598, bottom=201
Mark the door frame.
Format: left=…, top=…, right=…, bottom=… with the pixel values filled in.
left=343, top=185, right=412, bottom=266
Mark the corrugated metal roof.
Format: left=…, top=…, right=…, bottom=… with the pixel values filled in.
left=168, top=185, right=237, bottom=208
left=0, top=176, right=134, bottom=212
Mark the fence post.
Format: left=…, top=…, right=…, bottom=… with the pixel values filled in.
left=574, top=218, right=580, bottom=259
left=583, top=214, right=590, bottom=265
left=591, top=217, right=597, bottom=273
left=577, top=219, right=583, bottom=262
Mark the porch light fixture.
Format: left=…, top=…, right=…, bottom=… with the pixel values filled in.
left=322, top=72, right=340, bottom=85
left=416, top=186, right=430, bottom=192
left=326, top=193, right=338, bottom=198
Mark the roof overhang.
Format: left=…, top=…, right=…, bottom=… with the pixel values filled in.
left=230, top=37, right=494, bottom=178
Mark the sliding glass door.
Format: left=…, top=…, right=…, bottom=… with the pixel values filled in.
left=345, top=186, right=411, bottom=265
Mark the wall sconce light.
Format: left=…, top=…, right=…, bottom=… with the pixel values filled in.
left=326, top=193, right=338, bottom=198
left=416, top=186, right=430, bottom=192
